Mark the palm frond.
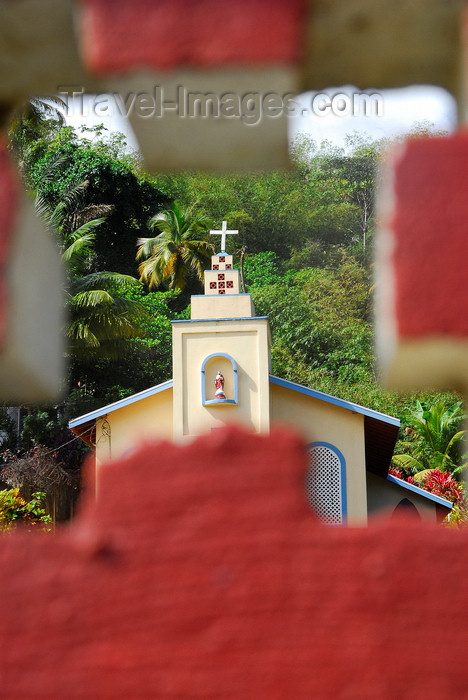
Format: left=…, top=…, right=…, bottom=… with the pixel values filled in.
left=444, top=430, right=466, bottom=453
left=70, top=290, right=115, bottom=308
left=138, top=201, right=212, bottom=290
left=138, top=255, right=167, bottom=289
left=136, top=235, right=169, bottom=261
left=392, top=454, right=424, bottom=473
left=66, top=321, right=100, bottom=346
left=72, top=204, right=114, bottom=230
left=62, top=219, right=106, bottom=264
left=147, top=212, right=175, bottom=235
left=65, top=217, right=105, bottom=244
left=34, top=192, right=64, bottom=232
left=71, top=272, right=142, bottom=294
left=29, top=96, right=67, bottom=125
left=62, top=234, right=96, bottom=266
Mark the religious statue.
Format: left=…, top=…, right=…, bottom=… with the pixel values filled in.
left=214, top=371, right=226, bottom=400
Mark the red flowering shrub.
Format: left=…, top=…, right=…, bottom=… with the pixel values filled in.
left=390, top=468, right=414, bottom=485
left=422, top=470, right=466, bottom=509
left=389, top=465, right=467, bottom=525
left=390, top=465, right=464, bottom=507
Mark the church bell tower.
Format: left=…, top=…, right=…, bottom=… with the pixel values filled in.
left=172, top=221, right=271, bottom=440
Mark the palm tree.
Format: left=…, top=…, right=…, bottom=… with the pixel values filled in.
left=66, top=270, right=147, bottom=360
left=36, top=182, right=148, bottom=361
left=8, top=96, right=67, bottom=169
left=136, top=202, right=213, bottom=290
left=392, top=400, right=466, bottom=480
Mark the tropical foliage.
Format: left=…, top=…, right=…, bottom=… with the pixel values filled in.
left=137, top=202, right=213, bottom=290
left=26, top=123, right=169, bottom=275
left=392, top=400, right=466, bottom=479
left=389, top=400, right=467, bottom=526
left=66, top=271, right=147, bottom=360
left=36, top=178, right=148, bottom=360
left=8, top=96, right=66, bottom=170
left=0, top=488, right=51, bottom=532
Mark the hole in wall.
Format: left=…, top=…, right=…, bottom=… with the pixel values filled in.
left=288, top=84, right=457, bottom=154
left=56, top=93, right=140, bottom=153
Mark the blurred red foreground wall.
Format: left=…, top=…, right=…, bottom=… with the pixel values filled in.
left=0, top=427, right=466, bottom=699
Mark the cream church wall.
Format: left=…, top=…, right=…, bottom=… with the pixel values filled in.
left=270, top=383, right=367, bottom=526
left=172, top=319, right=271, bottom=440
left=190, top=294, right=255, bottom=320
left=366, top=472, right=438, bottom=523
left=95, top=388, right=173, bottom=466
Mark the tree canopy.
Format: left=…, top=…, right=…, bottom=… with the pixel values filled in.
left=137, top=202, right=213, bottom=290
left=26, top=125, right=170, bottom=275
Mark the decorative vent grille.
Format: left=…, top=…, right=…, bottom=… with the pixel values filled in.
left=305, top=445, right=343, bottom=525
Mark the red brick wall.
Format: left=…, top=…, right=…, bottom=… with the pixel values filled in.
left=388, top=133, right=468, bottom=337
left=0, top=427, right=466, bottom=698
left=80, top=0, right=305, bottom=74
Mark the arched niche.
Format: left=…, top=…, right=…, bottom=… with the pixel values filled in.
left=391, top=498, right=421, bottom=521
left=201, top=353, right=238, bottom=406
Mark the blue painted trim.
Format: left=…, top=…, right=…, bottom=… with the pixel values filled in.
left=387, top=474, right=453, bottom=509
left=270, top=375, right=400, bottom=427
left=201, top=353, right=238, bottom=405
left=172, top=317, right=268, bottom=324
left=68, top=380, right=173, bottom=429
left=307, top=441, right=347, bottom=524
left=201, top=352, right=238, bottom=370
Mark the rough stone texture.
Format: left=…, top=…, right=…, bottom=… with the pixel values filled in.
left=303, top=0, right=462, bottom=96
left=0, top=0, right=464, bottom=170
left=79, top=0, right=305, bottom=75
left=0, top=0, right=92, bottom=106
left=77, top=0, right=302, bottom=171
left=0, top=140, right=18, bottom=347
left=105, top=68, right=294, bottom=172
left=375, top=132, right=468, bottom=390
left=0, top=426, right=467, bottom=698
left=0, top=188, right=65, bottom=402
left=390, top=134, right=468, bottom=338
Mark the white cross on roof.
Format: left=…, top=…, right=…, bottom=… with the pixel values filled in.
left=210, top=220, right=238, bottom=252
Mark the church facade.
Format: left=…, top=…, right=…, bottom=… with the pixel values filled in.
left=70, top=224, right=452, bottom=526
